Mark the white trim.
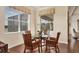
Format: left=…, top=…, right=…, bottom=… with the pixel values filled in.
left=59, top=41, right=68, bottom=44
left=8, top=43, right=23, bottom=49
left=4, top=32, right=20, bottom=34
left=18, top=14, right=20, bottom=32
left=4, top=31, right=25, bottom=34
left=28, top=14, right=31, bottom=30
left=8, top=41, right=67, bottom=49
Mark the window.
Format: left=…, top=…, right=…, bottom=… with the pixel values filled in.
left=8, top=15, right=18, bottom=32
left=5, top=7, right=30, bottom=32
left=20, top=14, right=28, bottom=31
left=40, top=15, right=53, bottom=35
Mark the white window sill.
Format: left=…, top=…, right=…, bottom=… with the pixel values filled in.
left=4, top=31, right=25, bottom=34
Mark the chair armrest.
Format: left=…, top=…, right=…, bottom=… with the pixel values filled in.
left=32, top=37, right=40, bottom=41
left=32, top=39, right=41, bottom=44
left=50, top=37, right=56, bottom=40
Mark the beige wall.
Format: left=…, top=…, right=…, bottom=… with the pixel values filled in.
left=0, top=7, right=5, bottom=33
left=0, top=7, right=36, bottom=48
left=54, top=7, right=68, bottom=44
left=0, top=33, right=23, bottom=48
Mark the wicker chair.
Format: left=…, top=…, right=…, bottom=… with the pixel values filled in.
left=45, top=32, right=61, bottom=53
left=23, top=33, right=41, bottom=53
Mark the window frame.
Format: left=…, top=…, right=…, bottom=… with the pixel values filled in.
left=5, top=13, right=31, bottom=33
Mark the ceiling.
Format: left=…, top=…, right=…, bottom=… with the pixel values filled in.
left=29, top=6, right=54, bottom=10
left=31, top=6, right=54, bottom=21
left=5, top=7, right=23, bottom=17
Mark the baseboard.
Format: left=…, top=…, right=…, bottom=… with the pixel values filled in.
left=8, top=43, right=23, bottom=49
left=59, top=41, right=68, bottom=44
left=8, top=41, right=68, bottom=49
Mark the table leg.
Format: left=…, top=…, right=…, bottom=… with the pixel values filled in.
left=41, top=39, right=42, bottom=52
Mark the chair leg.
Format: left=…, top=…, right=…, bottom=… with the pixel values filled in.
left=55, top=46, right=57, bottom=53
left=57, top=45, right=60, bottom=53
left=30, top=50, right=33, bottom=53
left=38, top=46, right=40, bottom=53
left=45, top=45, right=47, bottom=53
left=24, top=47, right=26, bottom=53
left=55, top=45, right=60, bottom=53
left=49, top=46, right=50, bottom=53
left=30, top=48, right=33, bottom=53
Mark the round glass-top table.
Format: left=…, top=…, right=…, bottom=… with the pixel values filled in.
left=35, top=35, right=48, bottom=52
